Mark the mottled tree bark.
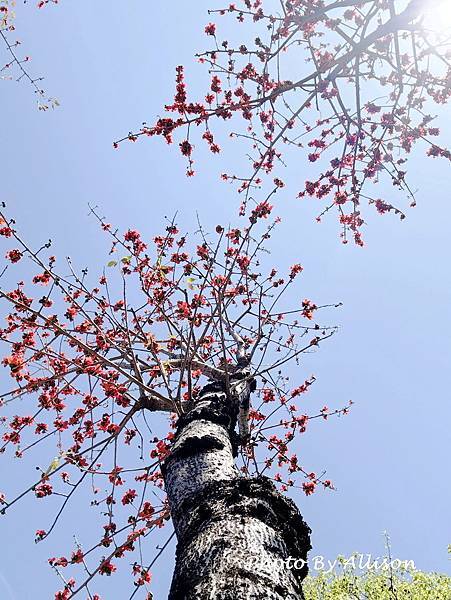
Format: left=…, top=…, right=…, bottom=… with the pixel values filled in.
left=162, top=380, right=311, bottom=600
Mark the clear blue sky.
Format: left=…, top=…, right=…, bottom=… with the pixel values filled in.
left=0, top=2, right=450, bottom=599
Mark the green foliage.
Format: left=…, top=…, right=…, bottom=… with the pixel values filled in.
left=303, top=552, right=451, bottom=600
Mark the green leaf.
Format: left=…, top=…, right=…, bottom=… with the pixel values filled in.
left=44, top=456, right=60, bottom=476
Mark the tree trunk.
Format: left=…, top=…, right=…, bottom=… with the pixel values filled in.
left=162, top=380, right=311, bottom=600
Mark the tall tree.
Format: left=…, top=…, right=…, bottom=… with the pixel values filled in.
left=1, top=1, right=451, bottom=599
left=0, top=209, right=341, bottom=598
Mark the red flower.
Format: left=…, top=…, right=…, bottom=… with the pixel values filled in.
left=35, top=482, right=53, bottom=498
left=374, top=199, right=391, bottom=215
left=226, top=228, right=241, bottom=244
left=289, top=264, right=303, bottom=279
left=71, top=549, right=84, bottom=564
left=136, top=569, right=152, bottom=586
left=99, top=560, right=117, bottom=576
left=250, top=201, right=273, bottom=222
left=150, top=439, right=170, bottom=460
left=301, top=299, right=317, bottom=319
left=302, top=481, right=316, bottom=496
left=139, top=501, right=155, bottom=520
left=6, top=249, right=22, bottom=263
left=204, top=23, right=216, bottom=35
left=237, top=254, right=251, bottom=272
left=179, top=140, right=193, bottom=156
left=121, top=488, right=138, bottom=505
left=124, top=229, right=140, bottom=242
left=176, top=300, right=191, bottom=319
left=262, top=389, right=275, bottom=403
left=33, top=271, right=52, bottom=285
left=211, top=75, right=222, bottom=94
left=35, top=529, right=46, bottom=541
left=196, top=244, right=210, bottom=260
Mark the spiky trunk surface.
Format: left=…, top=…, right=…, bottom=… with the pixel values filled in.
left=163, top=381, right=311, bottom=600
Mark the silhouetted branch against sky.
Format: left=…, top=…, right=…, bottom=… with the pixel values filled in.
left=116, top=0, right=451, bottom=246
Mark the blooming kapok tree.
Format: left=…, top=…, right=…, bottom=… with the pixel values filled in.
left=117, top=0, right=451, bottom=245
left=0, top=204, right=347, bottom=599
left=1, top=1, right=451, bottom=599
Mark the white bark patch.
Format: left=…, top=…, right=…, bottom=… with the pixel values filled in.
left=164, top=419, right=238, bottom=522
left=172, top=515, right=302, bottom=599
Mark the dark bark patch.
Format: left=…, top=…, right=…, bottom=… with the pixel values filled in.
left=170, top=475, right=311, bottom=596
left=176, top=381, right=238, bottom=436
left=233, top=567, right=290, bottom=596
left=167, top=435, right=225, bottom=464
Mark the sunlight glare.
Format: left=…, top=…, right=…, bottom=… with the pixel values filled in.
left=422, top=0, right=451, bottom=33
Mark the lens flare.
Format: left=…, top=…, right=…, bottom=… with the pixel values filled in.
left=422, top=0, right=451, bottom=33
